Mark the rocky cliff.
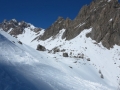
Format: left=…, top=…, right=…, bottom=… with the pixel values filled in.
left=40, top=0, right=120, bottom=49
left=1, top=0, right=120, bottom=49
left=40, top=17, right=71, bottom=40
left=0, top=19, right=42, bottom=37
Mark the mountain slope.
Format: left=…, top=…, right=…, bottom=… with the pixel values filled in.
left=0, top=19, right=45, bottom=47
left=39, top=0, right=120, bottom=49
left=1, top=0, right=120, bottom=49
left=0, top=29, right=114, bottom=90
left=31, top=28, right=120, bottom=89
left=0, top=0, right=120, bottom=89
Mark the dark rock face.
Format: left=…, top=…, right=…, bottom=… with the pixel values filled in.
left=87, top=58, right=90, bottom=61
left=0, top=19, right=42, bottom=36
left=52, top=47, right=60, bottom=53
left=39, top=0, right=120, bottom=49
left=63, top=53, right=69, bottom=57
left=66, top=0, right=120, bottom=49
left=36, top=44, right=46, bottom=51
left=41, top=17, right=72, bottom=40
left=61, top=49, right=66, bottom=52
left=87, top=0, right=120, bottom=49
left=18, top=41, right=22, bottom=45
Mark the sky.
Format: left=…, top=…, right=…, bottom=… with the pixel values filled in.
left=0, top=0, right=92, bottom=29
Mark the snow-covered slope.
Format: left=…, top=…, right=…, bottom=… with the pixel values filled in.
left=11, top=24, right=45, bottom=46
left=0, top=29, right=114, bottom=90
left=0, top=19, right=45, bottom=47
left=30, top=28, right=120, bottom=89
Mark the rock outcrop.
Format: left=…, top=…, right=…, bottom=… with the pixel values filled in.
left=0, top=19, right=42, bottom=36
left=1, top=0, right=120, bottom=49
left=41, top=17, right=72, bottom=40
left=39, top=0, right=120, bottom=49
left=36, top=44, right=46, bottom=51
left=63, top=53, right=69, bottom=57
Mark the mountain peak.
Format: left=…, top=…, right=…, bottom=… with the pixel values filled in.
left=57, top=16, right=64, bottom=20
left=1, top=0, right=120, bottom=49
left=0, top=19, right=43, bottom=36
left=93, top=0, right=118, bottom=3
left=38, top=0, right=120, bottom=49
left=11, top=19, right=17, bottom=22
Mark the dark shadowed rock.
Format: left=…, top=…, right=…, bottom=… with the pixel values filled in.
left=69, top=66, right=73, bottom=69
left=87, top=58, right=90, bottom=61
left=40, top=17, right=72, bottom=40
left=61, top=49, right=66, bottom=52
left=18, top=41, right=22, bottom=44
left=48, top=50, right=52, bottom=53
left=63, top=53, right=69, bottom=57
left=36, top=44, right=46, bottom=51
left=52, top=47, right=60, bottom=53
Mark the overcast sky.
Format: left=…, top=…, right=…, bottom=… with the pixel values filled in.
left=0, top=0, right=94, bottom=28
